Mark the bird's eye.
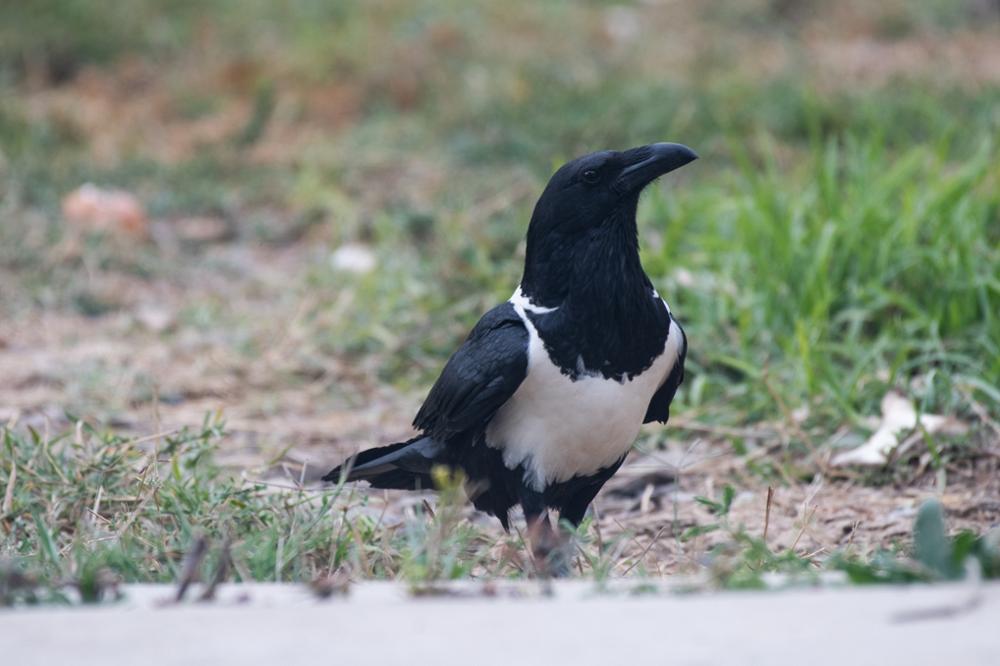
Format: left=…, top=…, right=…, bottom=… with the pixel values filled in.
left=581, top=169, right=600, bottom=184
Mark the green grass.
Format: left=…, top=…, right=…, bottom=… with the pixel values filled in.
left=0, top=421, right=516, bottom=604
left=1, top=1, right=999, bottom=599
left=650, top=136, right=1000, bottom=430
left=2, top=423, right=996, bottom=604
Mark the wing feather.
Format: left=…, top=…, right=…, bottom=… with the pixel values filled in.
left=643, top=316, right=687, bottom=424
left=413, top=303, right=528, bottom=440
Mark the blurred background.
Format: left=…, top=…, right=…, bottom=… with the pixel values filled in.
left=1, top=1, right=998, bottom=579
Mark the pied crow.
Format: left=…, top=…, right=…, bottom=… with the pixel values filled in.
left=324, top=142, right=696, bottom=549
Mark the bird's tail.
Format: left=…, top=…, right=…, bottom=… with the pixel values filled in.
left=321, top=435, right=445, bottom=490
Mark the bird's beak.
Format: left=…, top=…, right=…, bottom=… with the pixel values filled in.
left=614, top=142, right=698, bottom=194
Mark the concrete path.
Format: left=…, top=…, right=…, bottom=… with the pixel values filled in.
left=2, top=580, right=998, bottom=666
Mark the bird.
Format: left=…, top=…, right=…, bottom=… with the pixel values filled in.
left=323, top=142, right=696, bottom=565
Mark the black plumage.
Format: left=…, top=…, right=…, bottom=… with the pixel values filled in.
left=324, top=142, right=696, bottom=540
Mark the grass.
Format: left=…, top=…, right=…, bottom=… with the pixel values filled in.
left=2, top=421, right=996, bottom=605
left=654, top=136, right=1000, bottom=431
left=0, top=419, right=516, bottom=604
left=1, top=1, right=999, bottom=601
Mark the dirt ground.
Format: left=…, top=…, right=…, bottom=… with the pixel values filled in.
left=3, top=234, right=998, bottom=575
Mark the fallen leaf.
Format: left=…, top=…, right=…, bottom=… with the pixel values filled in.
left=62, top=184, right=147, bottom=237
left=831, top=391, right=948, bottom=466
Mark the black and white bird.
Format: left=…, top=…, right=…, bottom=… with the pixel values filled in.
left=324, top=142, right=696, bottom=548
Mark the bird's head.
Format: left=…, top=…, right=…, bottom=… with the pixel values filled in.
left=522, top=142, right=697, bottom=305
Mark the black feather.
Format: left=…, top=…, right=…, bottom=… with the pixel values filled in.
left=413, top=302, right=528, bottom=439
left=644, top=315, right=687, bottom=424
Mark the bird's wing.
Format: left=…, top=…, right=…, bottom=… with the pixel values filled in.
left=643, top=315, right=687, bottom=424
left=413, top=302, right=529, bottom=440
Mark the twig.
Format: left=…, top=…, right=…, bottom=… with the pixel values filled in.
left=198, top=537, right=232, bottom=602
left=175, top=535, right=209, bottom=602
left=845, top=520, right=860, bottom=552
left=114, top=490, right=153, bottom=538
left=2, top=461, right=15, bottom=515
left=763, top=486, right=774, bottom=543
left=84, top=510, right=112, bottom=528
left=281, top=463, right=302, bottom=490
left=124, top=428, right=182, bottom=448
left=246, top=479, right=327, bottom=492
left=421, top=498, right=436, bottom=520
left=800, top=546, right=827, bottom=561
left=88, top=485, right=104, bottom=529
left=621, top=525, right=669, bottom=576
left=790, top=505, right=818, bottom=553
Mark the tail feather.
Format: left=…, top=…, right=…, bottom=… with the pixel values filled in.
left=322, top=436, right=444, bottom=489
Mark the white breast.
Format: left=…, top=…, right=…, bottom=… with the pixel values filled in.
left=486, top=291, right=683, bottom=491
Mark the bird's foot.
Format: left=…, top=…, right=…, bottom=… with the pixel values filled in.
left=527, top=517, right=574, bottom=578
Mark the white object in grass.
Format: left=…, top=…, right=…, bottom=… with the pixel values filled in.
left=831, top=391, right=948, bottom=466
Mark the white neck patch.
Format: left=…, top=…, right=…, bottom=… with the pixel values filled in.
left=510, top=286, right=558, bottom=314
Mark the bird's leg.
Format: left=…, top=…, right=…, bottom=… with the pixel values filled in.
left=521, top=490, right=569, bottom=577
left=525, top=511, right=557, bottom=569
left=551, top=514, right=584, bottom=576
left=540, top=519, right=575, bottom=578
